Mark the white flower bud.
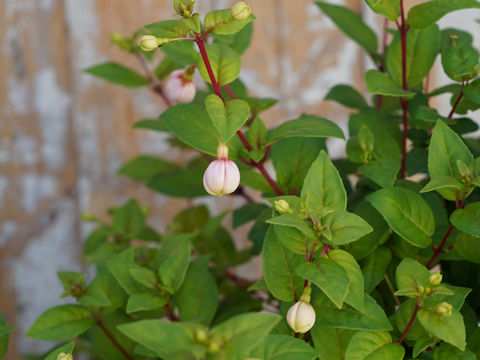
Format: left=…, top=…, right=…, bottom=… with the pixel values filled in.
left=138, top=35, right=159, bottom=51
left=274, top=199, right=292, bottom=214
left=57, top=353, right=73, bottom=360
left=429, top=272, right=442, bottom=286
left=203, top=144, right=240, bottom=196
left=436, top=301, right=452, bottom=317
left=286, top=300, right=316, bottom=333
left=165, top=69, right=196, bottom=104
left=231, top=2, right=251, bottom=20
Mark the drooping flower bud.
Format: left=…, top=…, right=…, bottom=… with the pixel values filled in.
left=429, top=272, right=443, bottom=286
left=203, top=144, right=240, bottom=196
left=274, top=200, right=293, bottom=214
left=138, top=35, right=160, bottom=51
left=231, top=2, right=251, bottom=20
left=286, top=285, right=316, bottom=333
left=165, top=69, right=196, bottom=104
left=57, top=353, right=73, bottom=360
left=436, top=302, right=452, bottom=317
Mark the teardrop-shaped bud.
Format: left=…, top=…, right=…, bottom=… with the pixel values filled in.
left=231, top=2, right=251, bottom=20
left=286, top=300, right=316, bottom=333
left=165, top=69, right=196, bottom=104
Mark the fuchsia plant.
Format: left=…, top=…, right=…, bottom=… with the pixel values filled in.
left=4, top=0, right=480, bottom=359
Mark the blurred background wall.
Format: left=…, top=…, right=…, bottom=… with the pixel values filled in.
left=1, top=0, right=479, bottom=357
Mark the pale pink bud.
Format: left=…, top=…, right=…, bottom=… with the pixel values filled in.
left=165, top=69, right=196, bottom=104
left=286, top=301, right=316, bottom=333
left=203, top=144, right=240, bottom=196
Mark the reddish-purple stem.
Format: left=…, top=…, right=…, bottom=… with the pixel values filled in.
left=397, top=298, right=420, bottom=344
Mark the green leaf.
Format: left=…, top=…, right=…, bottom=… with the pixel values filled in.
left=386, top=25, right=441, bottom=88
left=160, top=103, right=218, bottom=156
left=433, top=342, right=476, bottom=360
left=205, top=9, right=255, bottom=35
left=44, top=342, right=75, bottom=360
left=463, top=78, right=480, bottom=105
left=233, top=203, right=269, bottom=228
left=162, top=40, right=199, bottom=66
left=214, top=22, right=254, bottom=55
left=126, top=293, right=167, bottom=314
left=313, top=292, right=392, bottom=331
left=262, top=227, right=304, bottom=301
left=129, top=267, right=157, bottom=290
left=428, top=120, right=473, bottom=200
left=112, top=199, right=145, bottom=238
left=301, top=150, right=347, bottom=216
left=144, top=20, right=188, bottom=38
left=107, top=249, right=143, bottom=295
left=118, top=155, right=179, bottom=182
left=367, top=187, right=434, bottom=248
left=271, top=138, right=326, bottom=194
left=209, top=312, right=281, bottom=359
left=266, top=214, right=317, bottom=240
left=321, top=210, right=373, bottom=245
left=325, top=84, right=368, bottom=110
left=315, top=2, right=377, bottom=54
left=362, top=247, right=392, bottom=293
left=175, top=257, right=219, bottom=325
left=158, top=237, right=191, bottom=293
left=365, top=0, right=400, bottom=21
left=85, top=62, right=149, bottom=87
left=395, top=258, right=431, bottom=296
left=329, top=249, right=365, bottom=312
left=118, top=320, right=198, bottom=358
left=418, top=306, right=466, bottom=350
left=296, top=261, right=349, bottom=309
left=147, top=169, right=205, bottom=198
left=454, top=232, right=480, bottom=263
left=345, top=331, right=405, bottom=360
left=265, top=115, right=344, bottom=145
left=407, top=0, right=480, bottom=28
left=0, top=315, right=13, bottom=359
left=442, top=35, right=479, bottom=82
left=451, top=202, right=480, bottom=237
left=197, top=43, right=241, bottom=86
left=249, top=334, right=318, bottom=360
left=310, top=325, right=354, bottom=360
left=205, top=94, right=250, bottom=143
left=25, top=305, right=94, bottom=341
left=365, top=70, right=415, bottom=99
left=78, top=285, right=111, bottom=307
left=272, top=225, right=309, bottom=255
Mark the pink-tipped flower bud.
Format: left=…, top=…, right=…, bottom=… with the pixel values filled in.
left=203, top=144, right=240, bottom=196
left=165, top=69, right=196, bottom=104
left=286, top=285, right=315, bottom=333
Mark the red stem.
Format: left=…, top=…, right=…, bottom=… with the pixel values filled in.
left=195, top=36, right=283, bottom=196
left=426, top=225, right=453, bottom=269
left=448, top=81, right=465, bottom=118
left=397, top=298, right=420, bottom=344
left=96, top=318, right=133, bottom=360
left=398, top=0, right=409, bottom=179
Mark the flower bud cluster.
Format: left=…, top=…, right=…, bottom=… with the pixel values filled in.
left=174, top=0, right=195, bottom=17
left=203, top=144, right=240, bottom=196
left=165, top=68, right=196, bottom=104
left=286, top=285, right=316, bottom=333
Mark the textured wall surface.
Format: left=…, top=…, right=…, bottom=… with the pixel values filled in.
left=1, top=0, right=479, bottom=358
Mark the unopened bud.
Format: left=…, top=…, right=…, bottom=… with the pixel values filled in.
left=203, top=144, right=240, bottom=196
left=231, top=2, right=251, bottom=20
left=194, top=328, right=208, bottom=344
left=457, top=160, right=472, bottom=183
left=286, top=300, right=316, bottom=333
left=165, top=69, right=196, bottom=104
left=429, top=272, right=443, bottom=286
left=139, top=35, right=160, bottom=51
left=436, top=302, right=452, bottom=317
left=274, top=200, right=292, bottom=214
left=207, top=340, right=220, bottom=354
left=425, top=287, right=432, bottom=296
left=417, top=285, right=425, bottom=296
left=57, top=353, right=73, bottom=360
left=174, top=0, right=195, bottom=17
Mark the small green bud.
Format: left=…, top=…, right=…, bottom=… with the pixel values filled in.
left=207, top=340, right=221, bottom=354
left=436, top=302, right=452, bottom=317
left=139, top=35, right=160, bottom=51
left=429, top=272, right=443, bottom=286
left=174, top=0, right=195, bottom=17
left=425, top=287, right=432, bottom=296
left=274, top=200, right=292, bottom=214
left=57, top=353, right=73, bottom=360
left=417, top=285, right=425, bottom=295
left=231, top=2, right=251, bottom=20
left=457, top=159, right=472, bottom=183
left=194, top=328, right=208, bottom=344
